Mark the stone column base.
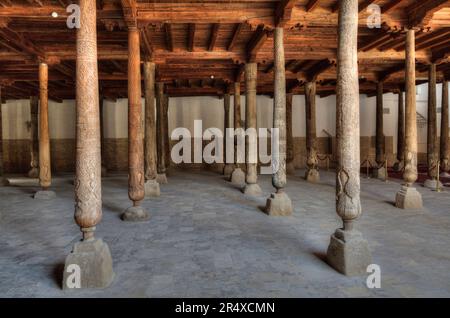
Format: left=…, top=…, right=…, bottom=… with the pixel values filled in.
left=156, top=173, right=168, bottom=184
left=34, top=190, right=56, bottom=200
left=326, top=228, right=372, bottom=276
left=286, top=162, right=295, bottom=175
left=121, top=206, right=150, bottom=222
left=424, top=179, right=443, bottom=190
left=145, top=179, right=160, bottom=197
left=372, top=166, right=387, bottom=180
left=62, top=238, right=114, bottom=289
left=27, top=168, right=39, bottom=178
left=242, top=183, right=262, bottom=196
left=395, top=186, right=423, bottom=209
left=264, top=191, right=293, bottom=216
left=305, top=168, right=320, bottom=183
left=392, top=161, right=404, bottom=172
left=223, top=164, right=234, bottom=178
left=230, top=168, right=246, bottom=186
left=0, top=177, right=9, bottom=186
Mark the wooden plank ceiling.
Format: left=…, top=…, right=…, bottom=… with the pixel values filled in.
left=0, top=0, right=449, bottom=101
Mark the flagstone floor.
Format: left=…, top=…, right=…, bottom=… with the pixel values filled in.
left=0, top=168, right=449, bottom=297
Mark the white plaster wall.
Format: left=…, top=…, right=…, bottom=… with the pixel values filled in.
left=1, top=82, right=449, bottom=157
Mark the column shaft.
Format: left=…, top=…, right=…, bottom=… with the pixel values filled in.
left=28, top=96, right=39, bottom=177
left=38, top=62, right=51, bottom=189
left=286, top=93, right=294, bottom=168
left=0, top=87, right=3, bottom=179
left=127, top=28, right=145, bottom=206
left=375, top=82, right=384, bottom=165
left=305, top=81, right=319, bottom=182
left=156, top=82, right=166, bottom=175
left=164, top=94, right=170, bottom=169
left=233, top=82, right=242, bottom=167
left=144, top=62, right=157, bottom=181
left=397, top=91, right=405, bottom=164
left=74, top=0, right=102, bottom=239
left=441, top=81, right=449, bottom=172
left=427, top=63, right=438, bottom=179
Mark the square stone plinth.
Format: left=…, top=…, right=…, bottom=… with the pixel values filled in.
left=327, top=228, right=372, bottom=276
left=395, top=186, right=423, bottom=209
left=265, top=192, right=293, bottom=216
left=63, top=238, right=114, bottom=290
left=145, top=179, right=160, bottom=197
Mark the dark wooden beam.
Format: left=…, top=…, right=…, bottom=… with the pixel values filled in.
left=188, top=23, right=195, bottom=52
left=275, top=0, right=296, bottom=27
left=246, top=25, right=268, bottom=62
left=305, top=0, right=320, bottom=12
left=227, top=23, right=243, bottom=51
left=208, top=23, right=220, bottom=51
left=164, top=23, right=173, bottom=52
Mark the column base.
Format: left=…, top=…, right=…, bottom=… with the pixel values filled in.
left=156, top=173, right=168, bottom=184
left=395, top=185, right=423, bottom=209
left=34, top=190, right=56, bottom=200
left=242, top=183, right=262, bottom=196
left=27, top=167, right=39, bottom=178
left=0, top=177, right=9, bottom=186
left=286, top=162, right=295, bottom=175
left=145, top=179, right=160, bottom=197
left=121, top=205, right=150, bottom=222
left=305, top=168, right=320, bottom=183
left=372, top=167, right=387, bottom=180
left=264, top=191, right=293, bottom=216
left=62, top=238, right=114, bottom=290
left=392, top=161, right=404, bottom=172
left=223, top=164, right=234, bottom=178
left=230, top=168, right=246, bottom=186
left=326, top=228, right=372, bottom=276
left=424, top=179, right=443, bottom=190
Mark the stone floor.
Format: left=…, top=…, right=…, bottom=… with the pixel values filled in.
left=0, top=168, right=449, bottom=298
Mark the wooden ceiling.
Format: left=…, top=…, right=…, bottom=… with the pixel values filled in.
left=0, top=0, right=449, bottom=101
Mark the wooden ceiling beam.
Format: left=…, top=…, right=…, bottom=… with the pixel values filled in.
left=358, top=0, right=377, bottom=13
left=208, top=23, right=220, bottom=51
left=275, top=0, right=296, bottom=27
left=164, top=23, right=174, bottom=52
left=188, top=23, right=195, bottom=52
left=246, top=25, right=268, bottom=62
left=227, top=23, right=243, bottom=51
left=407, top=0, right=450, bottom=28
left=305, top=0, right=320, bottom=12
left=381, top=0, right=403, bottom=13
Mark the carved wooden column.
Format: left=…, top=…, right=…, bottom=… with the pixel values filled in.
left=305, top=81, right=319, bottom=182
left=374, top=81, right=386, bottom=179
left=230, top=82, right=246, bottom=185
left=0, top=86, right=7, bottom=186
left=156, top=82, right=168, bottom=184
left=286, top=93, right=295, bottom=175
left=394, top=90, right=405, bottom=171
left=441, top=80, right=449, bottom=175
left=326, top=0, right=371, bottom=276
left=34, top=62, right=55, bottom=199
left=164, top=94, right=171, bottom=171
left=395, top=29, right=423, bottom=209
left=243, top=62, right=262, bottom=195
left=62, top=0, right=114, bottom=289
left=99, top=96, right=107, bottom=176
left=143, top=61, right=160, bottom=197
left=28, top=96, right=39, bottom=178
left=265, top=27, right=292, bottom=216
left=424, top=63, right=441, bottom=189
left=223, top=92, right=234, bottom=177
left=121, top=27, right=149, bottom=221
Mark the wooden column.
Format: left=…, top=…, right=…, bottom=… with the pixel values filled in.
left=395, top=90, right=405, bottom=171
left=99, top=96, right=107, bottom=176
left=121, top=27, right=148, bottom=221
left=441, top=80, right=449, bottom=173
left=37, top=62, right=52, bottom=194
left=63, top=0, right=113, bottom=289
left=395, top=29, right=422, bottom=209
left=374, top=81, right=386, bottom=179
left=0, top=86, right=5, bottom=185
left=426, top=63, right=439, bottom=184
left=286, top=93, right=295, bottom=174
left=305, top=81, right=319, bottom=182
left=264, top=27, right=292, bottom=215
left=230, top=82, right=246, bottom=184
left=143, top=61, right=160, bottom=196
left=326, top=0, right=371, bottom=276
left=243, top=62, right=262, bottom=195
left=28, top=96, right=39, bottom=178
left=156, top=82, right=167, bottom=183
left=164, top=94, right=170, bottom=170
left=223, top=92, right=234, bottom=176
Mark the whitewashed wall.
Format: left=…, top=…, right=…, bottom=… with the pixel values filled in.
left=1, top=82, right=449, bottom=157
